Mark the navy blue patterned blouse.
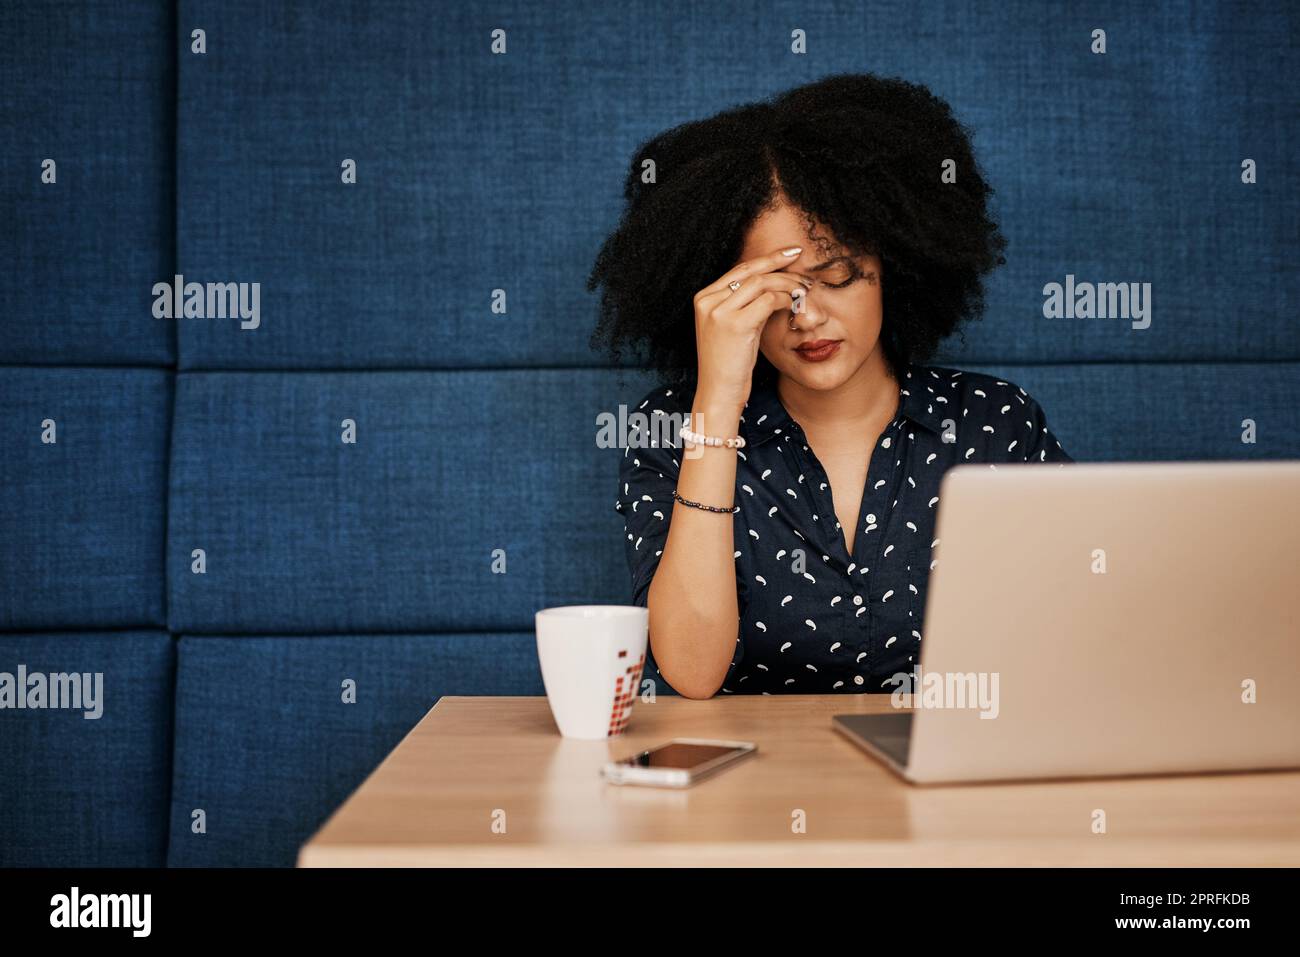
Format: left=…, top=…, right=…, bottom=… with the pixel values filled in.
left=614, top=364, right=1073, bottom=695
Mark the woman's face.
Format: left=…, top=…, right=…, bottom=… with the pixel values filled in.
left=738, top=197, right=885, bottom=392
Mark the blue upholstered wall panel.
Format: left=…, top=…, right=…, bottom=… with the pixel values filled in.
left=172, top=0, right=1297, bottom=370
left=166, top=633, right=543, bottom=866
left=0, top=0, right=175, bottom=366
left=0, top=368, right=172, bottom=630
left=166, top=362, right=1292, bottom=636
left=969, top=362, right=1300, bottom=462
left=0, top=632, right=174, bottom=867
left=166, top=368, right=657, bottom=634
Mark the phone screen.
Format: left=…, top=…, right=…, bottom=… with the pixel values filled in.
left=626, top=742, right=740, bottom=769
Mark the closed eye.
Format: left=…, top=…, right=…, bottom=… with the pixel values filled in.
left=822, top=273, right=858, bottom=289
left=822, top=266, right=870, bottom=289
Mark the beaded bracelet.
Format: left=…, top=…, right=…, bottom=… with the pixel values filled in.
left=680, top=426, right=746, bottom=449
left=672, top=490, right=739, bottom=514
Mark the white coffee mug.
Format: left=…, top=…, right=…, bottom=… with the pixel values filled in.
left=535, top=605, right=649, bottom=739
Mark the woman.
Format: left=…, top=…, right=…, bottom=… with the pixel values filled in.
left=587, top=73, right=1071, bottom=699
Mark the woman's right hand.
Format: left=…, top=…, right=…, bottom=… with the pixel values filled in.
left=692, top=245, right=812, bottom=412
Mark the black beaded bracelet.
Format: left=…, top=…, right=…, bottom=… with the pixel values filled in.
left=672, top=489, right=739, bottom=514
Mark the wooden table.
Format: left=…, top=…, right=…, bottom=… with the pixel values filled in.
left=299, top=694, right=1300, bottom=866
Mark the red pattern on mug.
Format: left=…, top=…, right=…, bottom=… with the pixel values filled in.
left=607, top=652, right=646, bottom=736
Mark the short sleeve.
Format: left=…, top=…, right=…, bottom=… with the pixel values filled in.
left=613, top=388, right=684, bottom=607
left=1018, top=389, right=1073, bottom=464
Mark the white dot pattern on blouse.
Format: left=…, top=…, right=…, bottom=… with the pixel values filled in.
left=613, top=364, right=1072, bottom=695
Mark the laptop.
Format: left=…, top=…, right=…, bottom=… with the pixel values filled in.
left=833, top=461, right=1300, bottom=784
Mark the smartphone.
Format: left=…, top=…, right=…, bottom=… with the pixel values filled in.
left=600, top=738, right=757, bottom=788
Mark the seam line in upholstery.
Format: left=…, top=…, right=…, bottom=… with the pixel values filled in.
left=169, top=357, right=1300, bottom=375
left=174, top=627, right=539, bottom=639
left=159, top=0, right=182, bottom=870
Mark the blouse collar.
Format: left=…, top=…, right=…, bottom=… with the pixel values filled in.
left=737, top=364, right=947, bottom=448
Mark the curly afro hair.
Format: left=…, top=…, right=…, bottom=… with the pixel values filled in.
left=586, top=72, right=1007, bottom=396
